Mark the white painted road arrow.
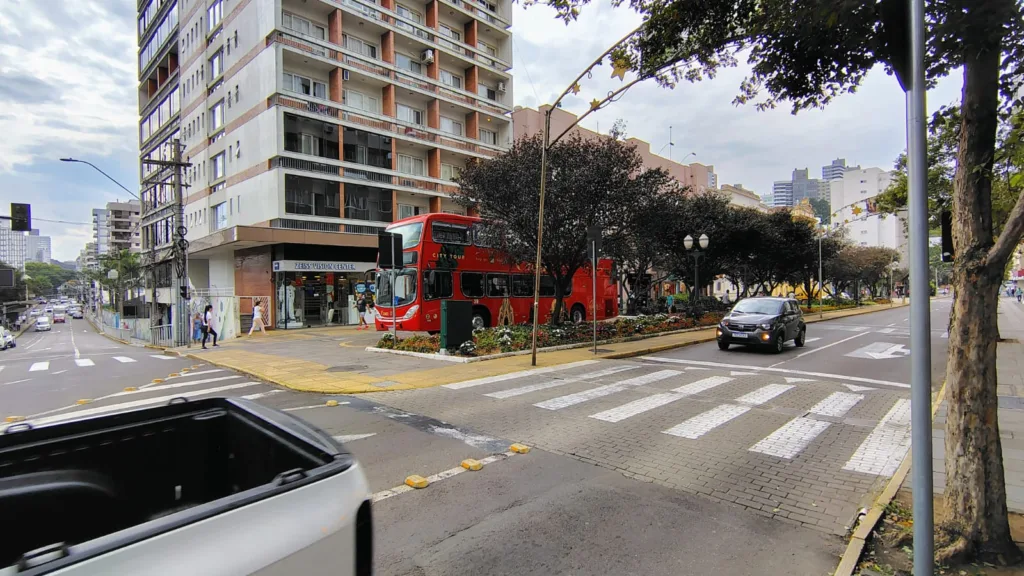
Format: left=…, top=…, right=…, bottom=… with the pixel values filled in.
left=846, top=342, right=911, bottom=360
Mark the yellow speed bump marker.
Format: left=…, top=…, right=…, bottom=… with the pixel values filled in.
left=510, top=443, right=531, bottom=454
left=152, top=378, right=164, bottom=384
left=4, top=416, right=25, bottom=423
left=405, top=475, right=429, bottom=489
left=326, top=400, right=339, bottom=407
left=76, top=399, right=91, bottom=405
left=461, top=459, right=482, bottom=471
left=123, top=387, right=138, bottom=392
left=191, top=365, right=200, bottom=369
left=168, top=373, right=180, bottom=377
left=180, top=369, right=190, bottom=374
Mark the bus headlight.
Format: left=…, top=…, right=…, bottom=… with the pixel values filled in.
left=400, top=305, right=419, bottom=321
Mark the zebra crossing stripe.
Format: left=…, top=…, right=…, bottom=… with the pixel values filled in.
left=485, top=365, right=639, bottom=399
left=842, top=399, right=911, bottom=476
left=112, top=375, right=242, bottom=397
left=241, top=390, right=284, bottom=400
left=808, top=392, right=863, bottom=417
left=749, top=417, right=832, bottom=459
left=75, top=359, right=95, bottom=367
left=734, top=384, right=794, bottom=405
left=29, top=362, right=49, bottom=372
left=151, top=355, right=176, bottom=360
left=534, top=370, right=681, bottom=411
left=113, top=356, right=136, bottom=363
left=588, top=375, right=735, bottom=423
left=442, top=360, right=599, bottom=390
left=663, top=405, right=751, bottom=439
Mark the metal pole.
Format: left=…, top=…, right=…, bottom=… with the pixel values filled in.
left=391, top=235, right=398, bottom=342
left=592, top=241, right=597, bottom=355
left=530, top=110, right=552, bottom=366
left=907, top=0, right=933, bottom=570
left=818, top=233, right=824, bottom=318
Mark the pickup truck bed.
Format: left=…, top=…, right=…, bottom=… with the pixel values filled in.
left=0, top=397, right=371, bottom=575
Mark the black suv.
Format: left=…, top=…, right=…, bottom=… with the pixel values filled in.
left=716, top=297, right=806, bottom=354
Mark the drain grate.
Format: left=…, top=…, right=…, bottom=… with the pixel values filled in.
left=327, top=364, right=367, bottom=372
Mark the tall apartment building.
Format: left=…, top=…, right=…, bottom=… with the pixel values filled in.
left=107, top=201, right=143, bottom=253
left=142, top=0, right=513, bottom=335
left=770, top=180, right=792, bottom=207
left=772, top=168, right=828, bottom=207
left=512, top=106, right=718, bottom=190
left=0, top=220, right=27, bottom=270
left=830, top=167, right=906, bottom=258
left=26, top=230, right=52, bottom=263
left=77, top=242, right=100, bottom=271
left=92, top=209, right=111, bottom=257
left=822, top=158, right=858, bottom=181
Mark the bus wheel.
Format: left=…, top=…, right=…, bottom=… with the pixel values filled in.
left=471, top=307, right=490, bottom=330
left=571, top=304, right=586, bottom=324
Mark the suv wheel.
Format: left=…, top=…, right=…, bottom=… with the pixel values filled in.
left=772, top=332, right=785, bottom=354
left=795, top=327, right=806, bottom=347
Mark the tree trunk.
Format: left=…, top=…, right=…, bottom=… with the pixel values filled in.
left=942, top=33, right=1022, bottom=564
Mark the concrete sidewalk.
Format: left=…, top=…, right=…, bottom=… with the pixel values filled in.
left=164, top=301, right=910, bottom=395
left=932, top=296, right=1024, bottom=512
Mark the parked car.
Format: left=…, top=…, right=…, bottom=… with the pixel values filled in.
left=0, top=328, right=14, bottom=350
left=716, top=296, right=806, bottom=354
left=34, top=317, right=51, bottom=332
left=0, top=397, right=372, bottom=576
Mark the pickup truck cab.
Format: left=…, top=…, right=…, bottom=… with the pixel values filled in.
left=1, top=397, right=372, bottom=575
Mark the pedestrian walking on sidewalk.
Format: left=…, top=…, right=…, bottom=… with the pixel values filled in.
left=248, top=302, right=267, bottom=336
left=356, top=294, right=369, bottom=330
left=192, top=312, right=203, bottom=343
left=202, top=304, right=218, bottom=349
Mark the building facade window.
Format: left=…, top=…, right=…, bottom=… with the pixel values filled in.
left=209, top=100, right=225, bottom=132
left=209, top=49, right=224, bottom=79
left=479, top=128, right=497, bottom=145
left=208, top=0, right=224, bottom=32
left=397, top=103, right=424, bottom=125
left=441, top=163, right=460, bottom=181
left=283, top=72, right=327, bottom=99
left=398, top=204, right=420, bottom=220
left=343, top=88, right=378, bottom=113
left=440, top=70, right=462, bottom=89
left=398, top=154, right=425, bottom=175
left=440, top=116, right=463, bottom=136
left=212, top=202, right=227, bottom=230
left=282, top=12, right=326, bottom=39
left=478, top=82, right=497, bottom=101
left=343, top=127, right=392, bottom=168
left=285, top=175, right=342, bottom=217
left=211, top=152, right=226, bottom=180
left=395, top=53, right=422, bottom=75
left=345, top=183, right=392, bottom=222
left=343, top=34, right=377, bottom=58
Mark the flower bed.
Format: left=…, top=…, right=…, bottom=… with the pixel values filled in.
left=375, top=312, right=726, bottom=357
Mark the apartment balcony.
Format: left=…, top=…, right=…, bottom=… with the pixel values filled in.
left=272, top=93, right=504, bottom=160
left=436, top=0, right=511, bottom=31
left=273, top=30, right=510, bottom=118
left=273, top=155, right=461, bottom=198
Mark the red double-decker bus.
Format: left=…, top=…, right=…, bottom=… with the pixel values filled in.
left=373, top=213, right=619, bottom=332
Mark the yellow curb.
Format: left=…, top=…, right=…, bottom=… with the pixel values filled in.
left=405, top=475, right=429, bottom=489
left=152, top=378, right=164, bottom=384
left=123, top=387, right=138, bottom=392
left=461, top=458, right=482, bottom=471
left=76, top=399, right=91, bottom=405
left=4, top=416, right=25, bottom=423
left=326, top=400, right=339, bottom=407
left=833, top=378, right=948, bottom=576
left=510, top=443, right=530, bottom=454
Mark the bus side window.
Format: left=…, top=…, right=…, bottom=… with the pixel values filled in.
left=512, top=275, right=533, bottom=297
left=424, top=270, right=454, bottom=299
left=539, top=275, right=557, bottom=297
left=461, top=272, right=484, bottom=298
left=486, top=273, right=510, bottom=297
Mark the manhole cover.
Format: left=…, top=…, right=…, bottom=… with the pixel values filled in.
left=327, top=364, right=367, bottom=372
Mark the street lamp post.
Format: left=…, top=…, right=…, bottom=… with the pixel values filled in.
left=107, top=268, right=121, bottom=329
left=60, top=158, right=139, bottom=200
left=683, top=234, right=709, bottom=298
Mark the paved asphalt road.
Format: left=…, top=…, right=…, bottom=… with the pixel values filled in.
left=1, top=301, right=952, bottom=575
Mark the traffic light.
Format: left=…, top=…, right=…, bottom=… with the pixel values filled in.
left=11, top=203, right=30, bottom=232
left=180, top=285, right=190, bottom=300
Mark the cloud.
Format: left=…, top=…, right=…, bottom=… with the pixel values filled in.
left=510, top=0, right=963, bottom=197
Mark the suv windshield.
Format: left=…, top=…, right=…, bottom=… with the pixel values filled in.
left=376, top=269, right=418, bottom=307
left=384, top=222, right=424, bottom=250
left=731, top=299, right=784, bottom=315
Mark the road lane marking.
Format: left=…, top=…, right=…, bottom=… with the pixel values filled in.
left=808, top=392, right=863, bottom=417
left=240, top=390, right=284, bottom=400
left=804, top=337, right=822, bottom=343
left=112, top=356, right=136, bottom=363
left=485, top=365, right=639, bottom=399
left=372, top=451, right=517, bottom=503
left=75, top=359, right=95, bottom=367
left=0, top=366, right=4, bottom=374
left=2, top=379, right=32, bottom=386
left=641, top=356, right=910, bottom=389
left=442, top=360, right=599, bottom=390
left=333, top=433, right=377, bottom=442
left=730, top=371, right=756, bottom=376
left=842, top=399, right=911, bottom=477
left=749, top=417, right=831, bottom=459
left=111, top=375, right=242, bottom=396
left=770, top=332, right=870, bottom=367
left=29, top=362, right=49, bottom=372
left=165, top=369, right=222, bottom=379
left=283, top=402, right=351, bottom=412
left=664, top=404, right=751, bottom=439
left=534, top=370, right=681, bottom=411
left=588, top=376, right=734, bottom=423
left=53, top=370, right=67, bottom=375
left=71, top=326, right=79, bottom=359
left=151, top=355, right=176, bottom=360
left=11, top=382, right=259, bottom=428
left=784, top=377, right=815, bottom=383
left=844, top=384, right=876, bottom=392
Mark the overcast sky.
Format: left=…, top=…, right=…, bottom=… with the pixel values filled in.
left=0, top=0, right=964, bottom=262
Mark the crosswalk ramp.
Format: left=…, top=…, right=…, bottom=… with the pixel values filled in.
left=437, top=362, right=914, bottom=478
left=1, top=354, right=180, bottom=376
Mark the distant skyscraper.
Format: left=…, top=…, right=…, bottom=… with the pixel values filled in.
left=0, top=220, right=27, bottom=270
left=774, top=167, right=828, bottom=206
left=822, top=158, right=860, bottom=181
left=26, top=230, right=52, bottom=263
left=771, top=181, right=793, bottom=207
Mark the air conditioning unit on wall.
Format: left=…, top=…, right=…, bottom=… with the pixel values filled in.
left=421, top=49, right=434, bottom=64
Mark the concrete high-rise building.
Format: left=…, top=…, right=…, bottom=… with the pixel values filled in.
left=830, top=167, right=906, bottom=259
left=141, top=0, right=514, bottom=337
left=92, top=208, right=111, bottom=256
left=513, top=106, right=718, bottom=190
left=773, top=168, right=827, bottom=206
left=0, top=220, right=27, bottom=270
left=77, top=242, right=100, bottom=271
left=106, top=200, right=143, bottom=254
left=771, top=180, right=792, bottom=207
left=26, top=230, right=52, bottom=263
left=822, top=158, right=859, bottom=181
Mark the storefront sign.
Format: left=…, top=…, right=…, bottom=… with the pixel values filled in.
left=273, top=260, right=375, bottom=273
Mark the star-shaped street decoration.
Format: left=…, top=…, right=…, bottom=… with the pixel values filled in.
left=852, top=205, right=863, bottom=216
left=570, top=82, right=581, bottom=95
left=611, top=58, right=629, bottom=81
left=590, top=98, right=602, bottom=110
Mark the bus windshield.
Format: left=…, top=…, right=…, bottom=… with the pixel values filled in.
left=376, top=269, right=418, bottom=307
left=385, top=222, right=424, bottom=249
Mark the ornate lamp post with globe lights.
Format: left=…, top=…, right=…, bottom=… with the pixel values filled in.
left=683, top=234, right=709, bottom=298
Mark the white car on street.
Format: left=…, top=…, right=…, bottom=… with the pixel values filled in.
left=0, top=328, right=15, bottom=350
left=35, top=317, right=51, bottom=331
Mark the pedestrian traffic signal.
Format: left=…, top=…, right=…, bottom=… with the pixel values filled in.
left=11, top=203, right=30, bottom=232
left=180, top=286, right=190, bottom=300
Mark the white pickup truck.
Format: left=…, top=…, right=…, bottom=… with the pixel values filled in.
left=0, top=398, right=372, bottom=576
